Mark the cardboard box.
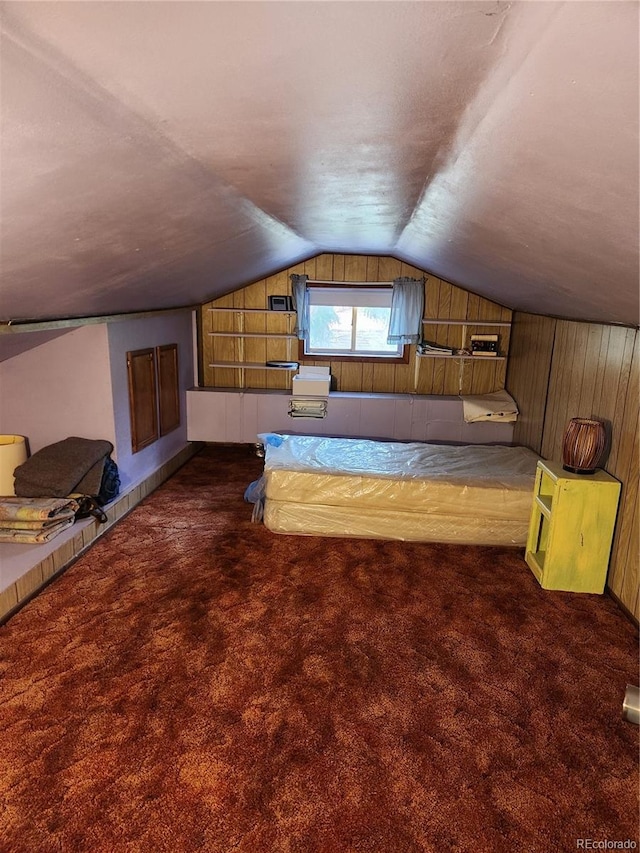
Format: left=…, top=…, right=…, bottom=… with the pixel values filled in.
left=292, top=366, right=331, bottom=397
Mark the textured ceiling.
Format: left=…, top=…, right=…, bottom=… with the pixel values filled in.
left=1, top=1, right=638, bottom=341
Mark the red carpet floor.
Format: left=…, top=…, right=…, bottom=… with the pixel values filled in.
left=0, top=444, right=638, bottom=852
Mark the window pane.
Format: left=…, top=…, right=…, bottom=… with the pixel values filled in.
left=354, top=307, right=397, bottom=352
left=308, top=305, right=352, bottom=350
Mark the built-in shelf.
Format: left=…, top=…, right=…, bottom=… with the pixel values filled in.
left=421, top=319, right=512, bottom=327
left=0, top=444, right=199, bottom=623
left=419, top=317, right=511, bottom=360
left=416, top=353, right=506, bottom=361
left=207, top=307, right=298, bottom=383
left=208, top=361, right=298, bottom=370
left=208, top=332, right=297, bottom=339
left=207, top=308, right=296, bottom=315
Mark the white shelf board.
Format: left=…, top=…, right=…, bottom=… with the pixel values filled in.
left=421, top=319, right=511, bottom=327
left=208, top=362, right=298, bottom=370
left=208, top=332, right=296, bottom=339
left=416, top=353, right=506, bottom=361
left=207, top=308, right=296, bottom=315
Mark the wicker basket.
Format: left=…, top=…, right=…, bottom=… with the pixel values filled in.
left=562, top=418, right=606, bottom=474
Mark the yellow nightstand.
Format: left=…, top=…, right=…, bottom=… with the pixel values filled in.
left=525, top=459, right=621, bottom=594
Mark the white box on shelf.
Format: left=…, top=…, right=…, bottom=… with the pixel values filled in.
left=292, top=366, right=331, bottom=397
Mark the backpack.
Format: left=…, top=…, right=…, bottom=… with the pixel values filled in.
left=73, top=456, right=120, bottom=524
left=97, top=456, right=120, bottom=506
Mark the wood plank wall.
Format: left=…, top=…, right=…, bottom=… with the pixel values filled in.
left=506, top=313, right=557, bottom=453
left=507, top=313, right=639, bottom=621
left=201, top=254, right=511, bottom=395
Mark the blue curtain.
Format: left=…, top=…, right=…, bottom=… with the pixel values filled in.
left=290, top=274, right=309, bottom=340
left=387, top=277, right=424, bottom=345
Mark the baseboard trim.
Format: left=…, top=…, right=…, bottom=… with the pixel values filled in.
left=606, top=588, right=640, bottom=630
left=0, top=442, right=203, bottom=625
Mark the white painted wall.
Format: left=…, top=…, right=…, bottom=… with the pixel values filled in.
left=0, top=324, right=116, bottom=455
left=107, top=311, right=194, bottom=489
left=0, top=311, right=195, bottom=493
left=187, top=389, right=516, bottom=445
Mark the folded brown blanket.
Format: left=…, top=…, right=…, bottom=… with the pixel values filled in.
left=0, top=497, right=79, bottom=522
left=14, top=437, right=113, bottom=498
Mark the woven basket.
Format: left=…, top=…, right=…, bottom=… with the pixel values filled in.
left=562, top=418, right=606, bottom=474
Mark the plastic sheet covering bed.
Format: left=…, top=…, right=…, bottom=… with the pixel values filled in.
left=258, top=434, right=540, bottom=545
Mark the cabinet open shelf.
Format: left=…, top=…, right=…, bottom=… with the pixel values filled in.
left=535, top=494, right=553, bottom=517
left=207, top=308, right=296, bottom=315
left=207, top=361, right=298, bottom=371
left=420, top=318, right=511, bottom=360
left=207, top=306, right=298, bottom=381
left=416, top=352, right=506, bottom=361
left=421, top=319, right=512, bottom=327
left=207, top=332, right=296, bottom=339
left=525, top=460, right=621, bottom=594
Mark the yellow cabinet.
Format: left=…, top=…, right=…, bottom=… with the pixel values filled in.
left=525, top=459, right=621, bottom=594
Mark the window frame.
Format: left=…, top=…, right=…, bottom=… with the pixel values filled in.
left=299, top=282, right=409, bottom=364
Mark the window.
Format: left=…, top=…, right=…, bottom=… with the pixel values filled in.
left=304, top=284, right=404, bottom=359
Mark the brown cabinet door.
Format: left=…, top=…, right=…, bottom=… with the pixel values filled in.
left=127, top=348, right=159, bottom=453
left=157, top=343, right=181, bottom=436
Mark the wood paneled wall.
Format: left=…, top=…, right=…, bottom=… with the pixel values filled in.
left=507, top=313, right=639, bottom=621
left=201, top=254, right=512, bottom=395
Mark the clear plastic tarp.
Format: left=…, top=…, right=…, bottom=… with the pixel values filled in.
left=259, top=434, right=540, bottom=544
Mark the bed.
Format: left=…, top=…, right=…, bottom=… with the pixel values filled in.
left=257, top=433, right=540, bottom=546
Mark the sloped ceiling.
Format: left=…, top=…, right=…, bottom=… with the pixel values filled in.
left=1, top=1, right=638, bottom=343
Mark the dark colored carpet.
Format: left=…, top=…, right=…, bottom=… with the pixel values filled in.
left=0, top=444, right=638, bottom=853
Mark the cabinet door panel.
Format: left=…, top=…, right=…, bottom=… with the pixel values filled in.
left=157, top=344, right=181, bottom=436
left=127, top=348, right=159, bottom=453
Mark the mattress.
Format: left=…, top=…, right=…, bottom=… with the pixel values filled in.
left=259, top=434, right=540, bottom=544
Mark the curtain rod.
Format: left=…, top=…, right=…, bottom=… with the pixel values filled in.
left=307, top=280, right=395, bottom=286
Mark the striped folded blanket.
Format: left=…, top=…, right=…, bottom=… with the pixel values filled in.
left=0, top=497, right=79, bottom=544
left=0, top=497, right=79, bottom=522
left=0, top=516, right=75, bottom=544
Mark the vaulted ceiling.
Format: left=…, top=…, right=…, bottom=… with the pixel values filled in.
left=1, top=1, right=638, bottom=349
